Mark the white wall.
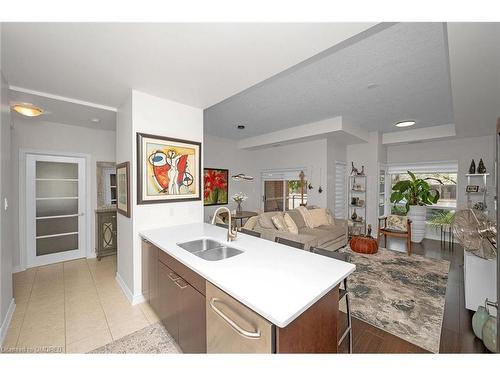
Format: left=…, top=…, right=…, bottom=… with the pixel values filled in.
left=203, top=135, right=328, bottom=222
left=0, top=22, right=15, bottom=341
left=116, top=90, right=203, bottom=301
left=387, top=135, right=496, bottom=218
left=11, top=118, right=116, bottom=269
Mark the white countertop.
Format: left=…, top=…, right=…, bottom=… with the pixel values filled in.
left=140, top=223, right=355, bottom=328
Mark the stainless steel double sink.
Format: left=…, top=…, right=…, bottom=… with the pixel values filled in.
left=176, top=238, right=243, bottom=261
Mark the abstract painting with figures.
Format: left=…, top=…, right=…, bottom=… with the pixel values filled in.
left=137, top=133, right=201, bottom=204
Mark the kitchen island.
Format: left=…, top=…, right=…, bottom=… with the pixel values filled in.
left=140, top=223, right=355, bottom=353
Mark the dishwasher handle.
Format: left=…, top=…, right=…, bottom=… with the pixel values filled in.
left=209, top=297, right=261, bottom=339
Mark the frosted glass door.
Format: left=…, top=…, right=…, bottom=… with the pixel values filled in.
left=26, top=154, right=86, bottom=267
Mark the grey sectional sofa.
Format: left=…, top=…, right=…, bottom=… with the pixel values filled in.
left=244, top=208, right=348, bottom=251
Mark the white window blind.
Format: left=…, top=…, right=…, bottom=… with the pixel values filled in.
left=387, top=160, right=458, bottom=174
left=334, top=161, right=347, bottom=219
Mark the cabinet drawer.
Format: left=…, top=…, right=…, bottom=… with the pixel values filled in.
left=158, top=249, right=206, bottom=296
left=206, top=282, right=273, bottom=353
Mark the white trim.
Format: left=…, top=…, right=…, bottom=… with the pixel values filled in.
left=9, top=86, right=117, bottom=112
left=12, top=265, right=25, bottom=274
left=115, top=272, right=145, bottom=305
left=0, top=299, right=16, bottom=346
left=18, top=148, right=93, bottom=270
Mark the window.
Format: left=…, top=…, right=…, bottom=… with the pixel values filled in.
left=262, top=169, right=307, bottom=212
left=387, top=161, right=458, bottom=220
left=334, top=162, right=347, bottom=219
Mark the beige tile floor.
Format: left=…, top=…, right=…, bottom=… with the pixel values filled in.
left=1, top=255, right=159, bottom=353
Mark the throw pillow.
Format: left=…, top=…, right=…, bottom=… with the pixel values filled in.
left=287, top=209, right=306, bottom=229
left=283, top=213, right=299, bottom=234
left=243, top=216, right=258, bottom=230
left=386, top=215, right=408, bottom=231
left=326, top=208, right=335, bottom=225
left=297, top=206, right=314, bottom=228
left=309, top=208, right=330, bottom=228
left=271, top=214, right=288, bottom=232
left=258, top=214, right=275, bottom=229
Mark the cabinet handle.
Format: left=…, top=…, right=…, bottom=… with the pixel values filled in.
left=168, top=272, right=180, bottom=281
left=174, top=279, right=188, bottom=289
left=209, top=297, right=261, bottom=339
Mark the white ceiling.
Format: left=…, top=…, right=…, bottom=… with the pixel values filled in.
left=205, top=23, right=456, bottom=139
left=9, top=88, right=116, bottom=130
left=2, top=22, right=376, bottom=109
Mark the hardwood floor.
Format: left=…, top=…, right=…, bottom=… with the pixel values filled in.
left=347, top=237, right=489, bottom=354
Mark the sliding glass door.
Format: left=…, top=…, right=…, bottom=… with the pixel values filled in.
left=26, top=154, right=86, bottom=267
left=262, top=170, right=307, bottom=212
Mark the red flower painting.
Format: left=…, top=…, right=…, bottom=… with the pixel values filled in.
left=204, top=168, right=228, bottom=205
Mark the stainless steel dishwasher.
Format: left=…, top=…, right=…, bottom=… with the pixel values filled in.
left=205, top=282, right=274, bottom=353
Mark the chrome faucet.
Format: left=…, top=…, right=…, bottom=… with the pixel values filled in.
left=211, top=207, right=238, bottom=242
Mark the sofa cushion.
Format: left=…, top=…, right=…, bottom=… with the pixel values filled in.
left=271, top=214, right=288, bottom=232
left=297, top=206, right=314, bottom=228
left=286, top=209, right=306, bottom=229
left=299, top=225, right=346, bottom=247
left=309, top=208, right=330, bottom=228
left=283, top=213, right=299, bottom=234
left=258, top=212, right=276, bottom=229
left=243, top=215, right=258, bottom=230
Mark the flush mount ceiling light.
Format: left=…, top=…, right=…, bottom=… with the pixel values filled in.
left=11, top=103, right=44, bottom=117
left=395, top=120, right=416, bottom=128
left=90, top=118, right=100, bottom=123
left=236, top=125, right=245, bottom=130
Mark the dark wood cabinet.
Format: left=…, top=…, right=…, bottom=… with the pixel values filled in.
left=158, top=261, right=181, bottom=342
left=143, top=239, right=206, bottom=353
left=178, top=279, right=206, bottom=353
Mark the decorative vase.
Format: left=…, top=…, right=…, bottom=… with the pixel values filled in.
left=482, top=316, right=497, bottom=352
left=351, top=209, right=358, bottom=221
left=472, top=305, right=490, bottom=339
left=469, top=159, right=476, bottom=174
left=236, top=201, right=242, bottom=213
left=477, top=158, right=487, bottom=174
left=408, top=205, right=426, bottom=243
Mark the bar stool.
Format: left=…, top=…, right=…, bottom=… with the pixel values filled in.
left=274, top=237, right=305, bottom=250
left=310, top=246, right=353, bottom=353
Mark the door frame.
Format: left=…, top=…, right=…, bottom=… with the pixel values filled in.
left=19, top=149, right=92, bottom=270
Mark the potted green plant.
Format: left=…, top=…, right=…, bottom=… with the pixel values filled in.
left=390, top=171, right=440, bottom=243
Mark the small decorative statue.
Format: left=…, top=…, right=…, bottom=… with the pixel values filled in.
left=367, top=224, right=372, bottom=236
left=358, top=166, right=365, bottom=176
left=477, top=158, right=487, bottom=174
left=469, top=159, right=476, bottom=174
left=351, top=208, right=358, bottom=221
left=350, top=162, right=359, bottom=176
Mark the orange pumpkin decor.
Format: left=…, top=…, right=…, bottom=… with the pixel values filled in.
left=350, top=235, right=378, bottom=254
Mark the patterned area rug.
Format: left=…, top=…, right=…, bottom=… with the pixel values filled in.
left=89, top=323, right=181, bottom=354
left=340, top=246, right=450, bottom=353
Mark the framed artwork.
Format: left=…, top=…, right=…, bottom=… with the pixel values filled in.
left=137, top=133, right=201, bottom=204
left=204, top=168, right=229, bottom=206
left=116, top=162, right=131, bottom=217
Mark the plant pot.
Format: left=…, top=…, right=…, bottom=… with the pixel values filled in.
left=408, top=205, right=427, bottom=243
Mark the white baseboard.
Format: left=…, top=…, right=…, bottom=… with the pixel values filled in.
left=115, top=272, right=145, bottom=305
left=0, top=299, right=16, bottom=346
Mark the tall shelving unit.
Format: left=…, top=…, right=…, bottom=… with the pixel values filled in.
left=348, top=175, right=367, bottom=236
left=465, top=173, right=489, bottom=213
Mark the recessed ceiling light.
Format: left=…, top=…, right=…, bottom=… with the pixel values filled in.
left=11, top=103, right=44, bottom=117
left=236, top=125, right=245, bottom=130
left=395, top=120, right=416, bottom=128
left=367, top=83, right=379, bottom=89
left=90, top=118, right=100, bottom=123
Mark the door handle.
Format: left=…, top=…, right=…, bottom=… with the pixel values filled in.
left=209, top=297, right=261, bottom=339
